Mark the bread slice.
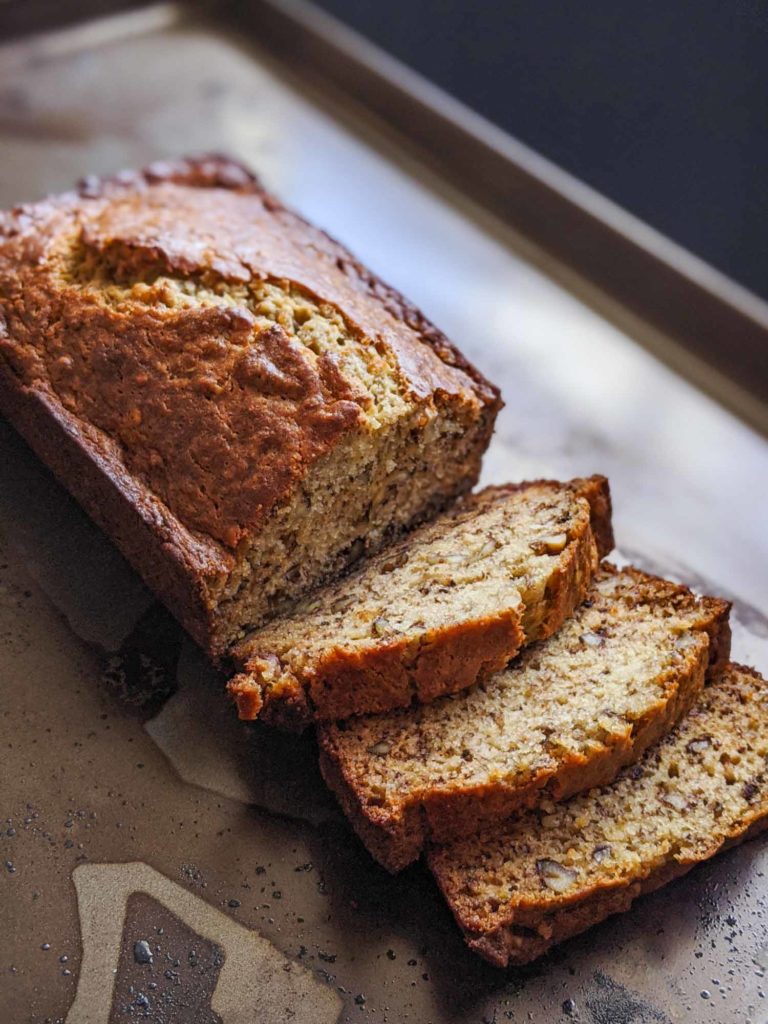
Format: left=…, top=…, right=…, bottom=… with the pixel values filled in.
left=429, top=663, right=768, bottom=966
left=318, top=565, right=730, bottom=871
left=228, top=476, right=613, bottom=730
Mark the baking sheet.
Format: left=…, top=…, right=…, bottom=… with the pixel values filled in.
left=1, top=6, right=767, bottom=1023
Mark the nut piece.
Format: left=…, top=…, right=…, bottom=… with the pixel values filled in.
left=532, top=533, right=568, bottom=555
left=371, top=617, right=391, bottom=637
left=580, top=631, right=605, bottom=647
left=743, top=780, right=760, bottom=802
left=254, top=653, right=281, bottom=683
left=367, top=741, right=391, bottom=756
left=591, top=843, right=613, bottom=863
left=686, top=736, right=711, bottom=754
left=661, top=790, right=687, bottom=811
left=536, top=858, right=578, bottom=892
left=468, top=540, right=499, bottom=563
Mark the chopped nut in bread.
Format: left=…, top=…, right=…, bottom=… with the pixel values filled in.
left=429, top=663, right=768, bottom=966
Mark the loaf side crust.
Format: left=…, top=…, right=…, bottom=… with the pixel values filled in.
left=230, top=610, right=526, bottom=731
left=0, top=356, right=225, bottom=645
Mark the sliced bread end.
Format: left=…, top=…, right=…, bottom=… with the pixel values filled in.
left=429, top=663, right=767, bottom=966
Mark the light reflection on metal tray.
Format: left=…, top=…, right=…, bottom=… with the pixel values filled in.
left=0, top=6, right=766, bottom=1023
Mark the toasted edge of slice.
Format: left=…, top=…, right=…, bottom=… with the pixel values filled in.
left=227, top=476, right=613, bottom=731
left=318, top=565, right=731, bottom=871
left=428, top=663, right=768, bottom=967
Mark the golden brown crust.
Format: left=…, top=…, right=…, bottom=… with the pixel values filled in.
left=0, top=155, right=500, bottom=653
left=571, top=474, right=614, bottom=561
left=521, top=481, right=603, bottom=642
left=228, top=612, right=523, bottom=727
left=0, top=359, right=224, bottom=646
left=318, top=566, right=731, bottom=872
left=318, top=735, right=433, bottom=869
left=75, top=157, right=502, bottom=408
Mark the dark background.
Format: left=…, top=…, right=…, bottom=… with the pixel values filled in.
left=315, top=0, right=768, bottom=301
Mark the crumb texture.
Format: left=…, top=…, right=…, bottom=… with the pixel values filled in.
left=230, top=477, right=611, bottom=725
left=318, top=565, right=729, bottom=868
left=429, top=663, right=768, bottom=966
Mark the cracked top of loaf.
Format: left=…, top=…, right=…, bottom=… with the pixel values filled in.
left=0, top=155, right=497, bottom=555
left=0, top=156, right=500, bottom=650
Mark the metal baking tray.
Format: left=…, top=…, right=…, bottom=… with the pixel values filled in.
left=1, top=3, right=767, bottom=1022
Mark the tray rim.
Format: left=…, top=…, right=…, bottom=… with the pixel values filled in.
left=2, top=0, right=767, bottom=436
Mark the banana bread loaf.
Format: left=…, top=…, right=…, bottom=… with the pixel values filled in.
left=429, top=663, right=768, bottom=966
left=229, top=475, right=613, bottom=729
left=318, top=565, right=730, bottom=871
left=0, top=156, right=500, bottom=655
